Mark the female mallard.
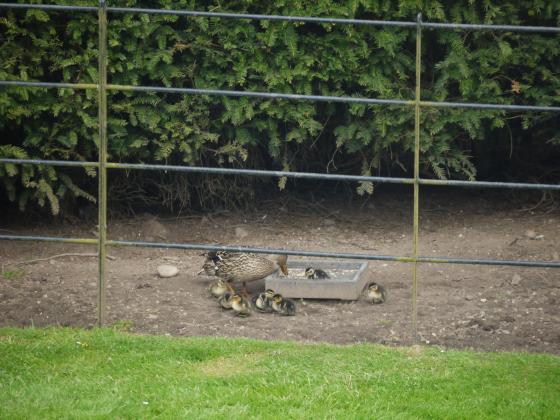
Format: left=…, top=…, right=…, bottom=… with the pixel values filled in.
left=197, top=251, right=222, bottom=276
left=199, top=252, right=288, bottom=294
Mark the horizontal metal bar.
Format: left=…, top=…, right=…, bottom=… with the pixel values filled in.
left=0, top=234, right=557, bottom=268
left=105, top=162, right=413, bottom=184
left=108, top=6, right=560, bottom=33
left=417, top=256, right=560, bottom=268
left=1, top=81, right=558, bottom=112
left=0, top=159, right=99, bottom=168
left=0, top=235, right=98, bottom=245
left=0, top=81, right=98, bottom=90
left=1, top=3, right=558, bottom=33
left=110, top=84, right=559, bottom=112
left=107, top=239, right=560, bottom=268
left=107, top=6, right=416, bottom=27
left=106, top=84, right=411, bottom=106
left=419, top=178, right=560, bottom=191
left=2, top=159, right=558, bottom=191
left=109, top=162, right=560, bottom=191
left=107, top=240, right=392, bottom=260
left=0, top=3, right=97, bottom=12
left=422, top=21, right=560, bottom=33
left=421, top=100, right=560, bottom=113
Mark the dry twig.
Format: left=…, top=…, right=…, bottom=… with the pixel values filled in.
left=6, top=252, right=117, bottom=269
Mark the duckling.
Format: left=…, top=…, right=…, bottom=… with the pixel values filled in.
left=365, top=282, right=386, bottom=304
left=305, top=267, right=330, bottom=279
left=218, top=292, right=233, bottom=309
left=230, top=294, right=251, bottom=317
left=277, top=298, right=296, bottom=316
left=270, top=293, right=283, bottom=312
left=271, top=293, right=296, bottom=316
left=251, top=292, right=273, bottom=313
left=265, top=288, right=276, bottom=301
left=209, top=278, right=228, bottom=298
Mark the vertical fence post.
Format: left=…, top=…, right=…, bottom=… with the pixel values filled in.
left=97, top=0, right=108, bottom=326
left=411, top=13, right=422, bottom=341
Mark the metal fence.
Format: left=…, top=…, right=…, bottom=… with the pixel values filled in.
left=1, top=1, right=559, bottom=336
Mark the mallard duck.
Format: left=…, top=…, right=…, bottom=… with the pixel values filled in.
left=218, top=292, right=233, bottom=309
left=209, top=279, right=228, bottom=298
left=200, top=252, right=288, bottom=294
left=271, top=293, right=296, bottom=316
left=197, top=261, right=216, bottom=276
left=230, top=294, right=251, bottom=317
left=305, top=267, right=330, bottom=279
left=365, top=282, right=386, bottom=304
left=200, top=251, right=224, bottom=262
left=251, top=292, right=273, bottom=313
left=197, top=251, right=223, bottom=276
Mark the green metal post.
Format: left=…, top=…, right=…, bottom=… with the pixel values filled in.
left=412, top=13, right=422, bottom=341
left=97, top=0, right=108, bottom=326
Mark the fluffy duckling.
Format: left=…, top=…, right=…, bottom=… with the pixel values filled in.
left=209, top=279, right=228, bottom=298
left=265, top=289, right=276, bottom=301
left=271, top=293, right=296, bottom=316
left=218, top=292, right=233, bottom=309
left=230, top=294, right=251, bottom=317
left=251, top=292, right=273, bottom=313
left=270, top=293, right=283, bottom=312
left=305, top=267, right=330, bottom=279
left=365, top=282, right=386, bottom=304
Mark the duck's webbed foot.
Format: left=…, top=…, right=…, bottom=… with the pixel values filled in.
left=241, top=282, right=251, bottom=299
left=225, top=281, right=237, bottom=294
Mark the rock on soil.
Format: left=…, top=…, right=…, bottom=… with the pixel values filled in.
left=511, top=274, right=522, bottom=286
left=142, top=218, right=169, bottom=241
left=157, top=264, right=179, bottom=278
left=235, top=227, right=249, bottom=239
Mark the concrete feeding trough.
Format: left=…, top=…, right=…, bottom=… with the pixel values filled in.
left=265, top=260, right=369, bottom=300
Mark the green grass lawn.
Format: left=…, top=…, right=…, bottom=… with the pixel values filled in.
left=1, top=327, right=559, bottom=419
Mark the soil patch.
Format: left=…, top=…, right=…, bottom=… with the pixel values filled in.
left=1, top=190, right=559, bottom=354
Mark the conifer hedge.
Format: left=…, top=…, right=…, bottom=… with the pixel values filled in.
left=1, top=0, right=559, bottom=213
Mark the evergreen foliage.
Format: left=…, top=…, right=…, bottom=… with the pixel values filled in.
left=1, top=0, right=559, bottom=213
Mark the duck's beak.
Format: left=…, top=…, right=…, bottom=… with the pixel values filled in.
left=280, top=262, right=289, bottom=276
left=196, top=268, right=205, bottom=275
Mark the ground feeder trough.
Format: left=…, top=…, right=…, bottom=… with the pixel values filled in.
left=265, top=260, right=369, bottom=300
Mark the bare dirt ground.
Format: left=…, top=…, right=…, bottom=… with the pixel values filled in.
left=1, top=189, right=559, bottom=354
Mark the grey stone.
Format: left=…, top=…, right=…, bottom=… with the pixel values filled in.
left=511, top=273, right=522, bottom=286
left=157, top=264, right=178, bottom=278
left=235, top=227, right=249, bottom=239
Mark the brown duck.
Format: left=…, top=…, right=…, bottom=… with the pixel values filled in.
left=200, top=252, right=288, bottom=294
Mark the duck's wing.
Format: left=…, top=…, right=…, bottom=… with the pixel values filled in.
left=215, top=253, right=277, bottom=282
